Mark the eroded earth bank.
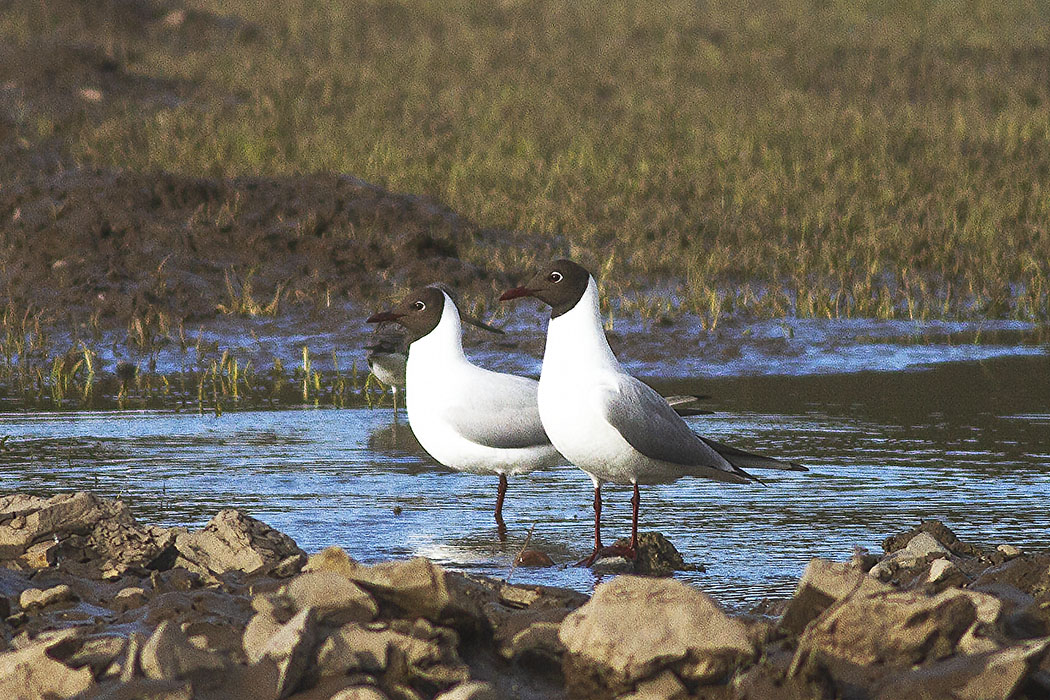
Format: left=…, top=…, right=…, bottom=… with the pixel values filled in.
left=2, top=491, right=1049, bottom=699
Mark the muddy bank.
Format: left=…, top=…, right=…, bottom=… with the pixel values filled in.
left=2, top=492, right=1049, bottom=699
left=0, top=169, right=529, bottom=325
left=0, top=0, right=548, bottom=330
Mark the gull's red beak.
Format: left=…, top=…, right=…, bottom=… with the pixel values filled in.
left=366, top=311, right=404, bottom=323
left=499, top=287, right=536, bottom=301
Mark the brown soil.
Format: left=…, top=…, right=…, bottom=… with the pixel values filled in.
left=1, top=169, right=519, bottom=323
left=0, top=0, right=549, bottom=332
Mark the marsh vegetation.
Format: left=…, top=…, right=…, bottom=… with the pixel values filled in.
left=2, top=0, right=1049, bottom=336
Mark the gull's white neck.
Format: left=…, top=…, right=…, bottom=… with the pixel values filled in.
left=542, top=276, right=620, bottom=375
left=407, top=292, right=467, bottom=368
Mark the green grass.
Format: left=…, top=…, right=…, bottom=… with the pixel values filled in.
left=7, top=0, right=1050, bottom=320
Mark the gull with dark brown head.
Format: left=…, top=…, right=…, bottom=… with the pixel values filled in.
left=368, top=285, right=561, bottom=539
left=366, top=290, right=504, bottom=417
left=501, top=259, right=806, bottom=565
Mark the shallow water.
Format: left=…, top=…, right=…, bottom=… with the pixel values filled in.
left=2, top=353, right=1049, bottom=610
left=62, top=306, right=1047, bottom=381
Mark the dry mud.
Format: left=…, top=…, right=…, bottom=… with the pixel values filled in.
left=2, top=491, right=1049, bottom=699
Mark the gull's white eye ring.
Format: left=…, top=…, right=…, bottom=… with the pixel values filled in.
left=549, top=271, right=563, bottom=283
left=414, top=301, right=426, bottom=311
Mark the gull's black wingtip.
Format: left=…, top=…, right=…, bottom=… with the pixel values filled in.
left=789, top=462, right=809, bottom=472
left=734, top=464, right=767, bottom=486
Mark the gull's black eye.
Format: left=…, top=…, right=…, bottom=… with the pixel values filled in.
left=549, top=271, right=563, bottom=283
left=414, top=301, right=426, bottom=311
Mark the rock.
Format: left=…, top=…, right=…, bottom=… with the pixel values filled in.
left=93, top=678, right=194, bottom=699
left=151, top=568, right=202, bottom=593
left=905, top=532, right=952, bottom=557
left=57, top=634, right=127, bottom=676
left=174, top=509, right=306, bottom=580
left=486, top=602, right=578, bottom=666
left=796, top=588, right=1004, bottom=668
left=120, top=633, right=143, bottom=682
left=283, top=571, right=378, bottom=624
left=0, top=629, right=94, bottom=698
left=21, top=538, right=59, bottom=568
left=0, top=491, right=174, bottom=575
left=384, top=619, right=471, bottom=693
left=283, top=675, right=379, bottom=700
left=874, top=638, right=1050, bottom=700
left=926, top=558, right=966, bottom=587
left=997, top=544, right=1022, bottom=559
left=330, top=687, right=388, bottom=700
left=245, top=610, right=287, bottom=663
left=590, top=555, right=633, bottom=575
left=882, top=520, right=982, bottom=558
left=433, top=681, right=499, bottom=700
left=140, top=620, right=228, bottom=680
left=869, top=532, right=952, bottom=581
left=480, top=581, right=587, bottom=667
left=142, top=591, right=194, bottom=626
left=255, top=607, right=318, bottom=698
left=19, top=583, right=77, bottom=610
left=183, top=619, right=247, bottom=659
left=617, top=670, right=689, bottom=700
left=969, top=581, right=1050, bottom=639
left=137, top=587, right=252, bottom=630
left=304, top=546, right=358, bottom=578
left=114, top=585, right=148, bottom=611
left=193, top=661, right=284, bottom=700
left=314, top=619, right=469, bottom=693
left=342, top=557, right=487, bottom=633
left=779, top=558, right=892, bottom=635
left=495, top=580, right=589, bottom=610
left=971, top=553, right=1050, bottom=598
left=273, top=553, right=308, bottom=578
left=559, top=576, right=754, bottom=698
left=313, top=624, right=391, bottom=677
left=514, top=549, right=554, bottom=567
left=615, top=532, right=696, bottom=576
left=502, top=618, right=564, bottom=667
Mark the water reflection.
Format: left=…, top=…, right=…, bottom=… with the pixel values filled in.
left=1, top=354, right=1048, bottom=610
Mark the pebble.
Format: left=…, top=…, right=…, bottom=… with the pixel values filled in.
left=515, top=549, right=554, bottom=567
left=997, top=544, right=1022, bottom=558
left=19, top=584, right=76, bottom=610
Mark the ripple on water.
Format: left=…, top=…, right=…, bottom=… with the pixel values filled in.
left=1, top=354, right=1049, bottom=609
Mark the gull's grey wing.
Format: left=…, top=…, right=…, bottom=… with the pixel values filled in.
left=597, top=375, right=751, bottom=479
left=441, top=372, right=551, bottom=450
left=698, top=436, right=807, bottom=471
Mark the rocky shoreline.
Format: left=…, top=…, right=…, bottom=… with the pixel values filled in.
left=2, top=492, right=1049, bottom=699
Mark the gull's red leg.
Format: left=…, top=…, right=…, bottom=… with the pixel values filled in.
left=495, top=473, right=508, bottom=541
left=577, top=482, right=603, bottom=566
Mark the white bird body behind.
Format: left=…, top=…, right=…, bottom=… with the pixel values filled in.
left=407, top=292, right=560, bottom=476
left=537, top=277, right=747, bottom=486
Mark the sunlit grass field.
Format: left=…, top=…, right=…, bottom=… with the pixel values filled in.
left=7, top=0, right=1050, bottom=321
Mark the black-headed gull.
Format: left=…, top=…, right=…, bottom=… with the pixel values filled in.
left=366, top=297, right=504, bottom=416
left=501, top=259, right=805, bottom=564
left=365, top=321, right=409, bottom=414
left=368, top=285, right=561, bottom=538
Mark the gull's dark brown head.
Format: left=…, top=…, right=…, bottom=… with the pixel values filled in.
left=367, top=286, right=446, bottom=343
left=499, top=259, right=591, bottom=318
